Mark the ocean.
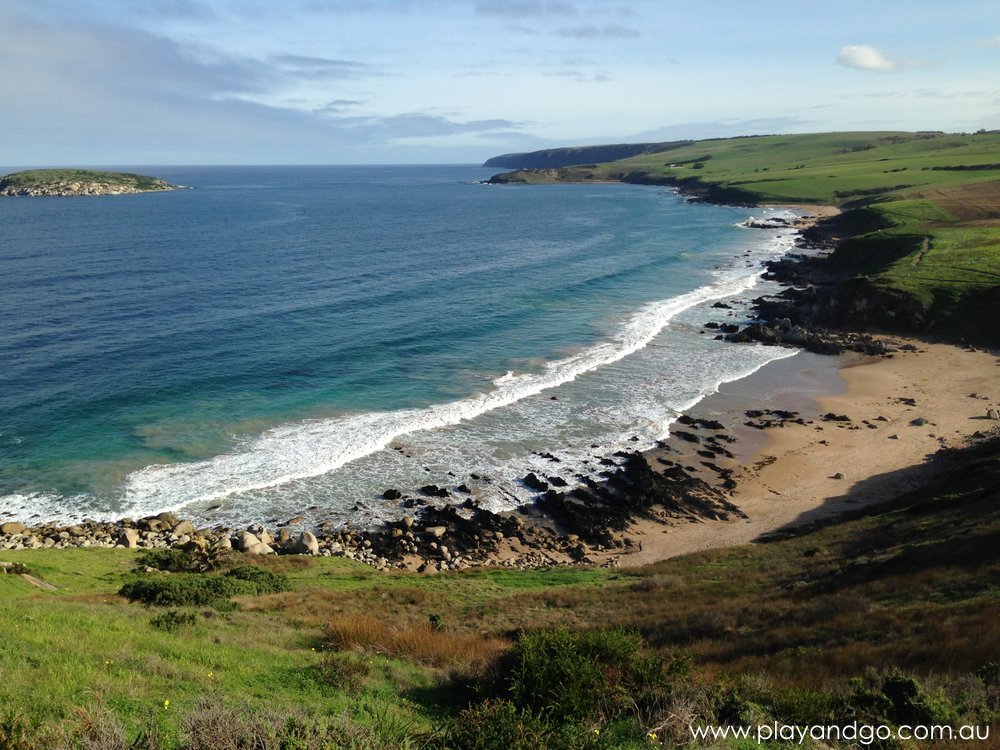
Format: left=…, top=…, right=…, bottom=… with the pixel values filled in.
left=0, top=165, right=800, bottom=527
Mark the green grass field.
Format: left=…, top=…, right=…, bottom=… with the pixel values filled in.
left=3, top=436, right=998, bottom=748
left=493, top=131, right=1000, bottom=344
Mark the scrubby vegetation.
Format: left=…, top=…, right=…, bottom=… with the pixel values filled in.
left=119, top=565, right=292, bottom=606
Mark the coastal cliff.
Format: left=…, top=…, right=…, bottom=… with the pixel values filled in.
left=487, top=131, right=1000, bottom=348
left=0, top=168, right=179, bottom=196
left=483, top=140, right=691, bottom=169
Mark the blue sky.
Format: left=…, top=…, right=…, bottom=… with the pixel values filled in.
left=2, top=0, right=997, bottom=165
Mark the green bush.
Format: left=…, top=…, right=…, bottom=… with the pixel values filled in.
left=137, top=545, right=232, bottom=573
left=119, top=566, right=290, bottom=606
left=136, top=548, right=196, bottom=572
left=490, top=627, right=672, bottom=723
left=150, top=609, right=198, bottom=632
left=223, top=565, right=288, bottom=592
left=849, top=672, right=962, bottom=728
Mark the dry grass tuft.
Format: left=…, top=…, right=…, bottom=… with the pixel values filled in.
left=325, top=613, right=507, bottom=669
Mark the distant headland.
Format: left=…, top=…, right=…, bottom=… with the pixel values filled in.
left=0, top=168, right=180, bottom=197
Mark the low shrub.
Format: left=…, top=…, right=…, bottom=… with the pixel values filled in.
left=137, top=546, right=232, bottom=573
left=150, top=609, right=198, bottom=633
left=849, top=672, right=962, bottom=728
left=488, top=627, right=675, bottom=724
left=119, top=566, right=290, bottom=607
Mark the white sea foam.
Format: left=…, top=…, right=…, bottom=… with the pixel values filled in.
left=1, top=225, right=800, bottom=525
left=104, top=228, right=797, bottom=518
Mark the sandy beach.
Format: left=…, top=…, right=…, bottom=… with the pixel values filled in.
left=620, top=340, right=1000, bottom=566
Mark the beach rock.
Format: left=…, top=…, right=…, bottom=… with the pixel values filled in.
left=522, top=472, right=549, bottom=492
left=1, top=522, right=28, bottom=535
left=383, top=488, right=402, bottom=500
left=822, top=413, right=851, bottom=422
left=155, top=511, right=180, bottom=528
left=116, top=528, right=140, bottom=549
left=831, top=472, right=846, bottom=480
left=172, top=520, right=195, bottom=537
left=245, top=542, right=275, bottom=556
left=425, top=526, right=447, bottom=539
left=420, top=484, right=450, bottom=498
left=180, top=538, right=207, bottom=553
left=237, top=532, right=261, bottom=552
left=290, top=531, right=319, bottom=555
left=402, top=515, right=414, bottom=528
left=987, top=408, right=1000, bottom=420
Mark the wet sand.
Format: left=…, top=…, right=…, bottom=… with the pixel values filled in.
left=620, top=341, right=1000, bottom=566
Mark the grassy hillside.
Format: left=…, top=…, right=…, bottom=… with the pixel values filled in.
left=490, top=131, right=1000, bottom=345
left=3, top=435, right=998, bottom=748
left=482, top=141, right=691, bottom=169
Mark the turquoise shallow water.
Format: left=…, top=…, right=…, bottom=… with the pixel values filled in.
left=0, top=165, right=799, bottom=525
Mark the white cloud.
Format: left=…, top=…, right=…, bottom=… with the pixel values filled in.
left=983, top=35, right=1000, bottom=47
left=557, top=24, right=640, bottom=40
left=475, top=1, right=577, bottom=19
left=837, top=44, right=898, bottom=72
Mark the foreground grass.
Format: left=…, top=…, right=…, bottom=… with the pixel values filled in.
left=493, top=131, right=1000, bottom=344
left=2, top=437, right=998, bottom=747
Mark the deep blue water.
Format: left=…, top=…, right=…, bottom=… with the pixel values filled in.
left=0, top=166, right=798, bottom=525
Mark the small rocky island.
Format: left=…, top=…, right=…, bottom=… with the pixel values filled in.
left=0, top=168, right=180, bottom=197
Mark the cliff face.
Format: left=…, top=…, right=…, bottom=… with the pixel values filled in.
left=0, top=169, right=178, bottom=196
left=483, top=141, right=691, bottom=169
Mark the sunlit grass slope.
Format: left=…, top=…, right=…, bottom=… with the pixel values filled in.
left=3, top=434, right=998, bottom=747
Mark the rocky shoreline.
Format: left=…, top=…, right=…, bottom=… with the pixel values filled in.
left=0, top=445, right=746, bottom=572
left=1, top=200, right=946, bottom=573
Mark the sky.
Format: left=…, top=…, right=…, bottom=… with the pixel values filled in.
left=2, top=0, right=998, bottom=166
